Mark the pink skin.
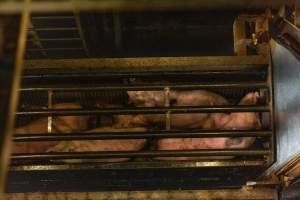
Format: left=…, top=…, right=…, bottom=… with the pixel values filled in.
left=157, top=92, right=261, bottom=160
left=13, top=103, right=89, bottom=153
left=127, top=91, right=171, bottom=107
left=47, top=126, right=147, bottom=163
left=126, top=90, right=229, bottom=128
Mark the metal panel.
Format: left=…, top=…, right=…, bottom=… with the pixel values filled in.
left=266, top=40, right=300, bottom=175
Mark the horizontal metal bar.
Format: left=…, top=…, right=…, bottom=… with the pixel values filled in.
left=28, top=27, right=78, bottom=31
left=11, top=149, right=271, bottom=160
left=16, top=105, right=269, bottom=116
left=27, top=48, right=84, bottom=51
left=13, top=130, right=273, bottom=142
left=27, top=38, right=81, bottom=42
left=20, top=82, right=268, bottom=92
left=22, top=71, right=266, bottom=80
left=24, top=56, right=268, bottom=70
left=31, top=16, right=75, bottom=20
left=0, top=1, right=290, bottom=14
left=10, top=160, right=267, bottom=170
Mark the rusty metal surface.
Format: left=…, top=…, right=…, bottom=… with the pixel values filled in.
left=0, top=0, right=296, bottom=14
left=5, top=187, right=277, bottom=200
left=24, top=56, right=268, bottom=70
left=10, top=160, right=267, bottom=171
left=270, top=16, right=300, bottom=60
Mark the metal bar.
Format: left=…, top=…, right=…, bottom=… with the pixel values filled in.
left=22, top=71, right=267, bottom=79
left=16, top=105, right=270, bottom=116
left=74, top=11, right=90, bottom=57
left=164, top=87, right=171, bottom=130
left=13, top=130, right=273, bottom=142
left=20, top=82, right=269, bottom=92
left=31, top=16, right=75, bottom=20
left=27, top=38, right=81, bottom=42
left=267, top=45, right=276, bottom=166
left=0, top=0, right=292, bottom=14
left=28, top=27, right=78, bottom=31
left=10, top=160, right=267, bottom=170
left=27, top=22, right=47, bottom=57
left=0, top=1, right=30, bottom=196
left=296, top=5, right=300, bottom=28
left=113, top=12, right=123, bottom=53
left=11, top=149, right=271, bottom=160
left=47, top=90, right=53, bottom=133
left=27, top=47, right=84, bottom=51
left=24, top=56, right=269, bottom=69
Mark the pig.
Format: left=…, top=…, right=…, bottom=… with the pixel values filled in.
left=156, top=92, right=261, bottom=160
left=12, top=103, right=90, bottom=153
left=47, top=126, right=147, bottom=162
left=126, top=90, right=229, bottom=129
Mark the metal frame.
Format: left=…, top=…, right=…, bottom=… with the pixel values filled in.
left=12, top=56, right=273, bottom=166
left=0, top=3, right=30, bottom=197
left=27, top=13, right=88, bottom=59
left=0, top=1, right=282, bottom=193
left=0, top=0, right=294, bottom=14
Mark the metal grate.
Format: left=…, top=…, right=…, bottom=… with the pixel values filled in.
left=26, top=13, right=89, bottom=59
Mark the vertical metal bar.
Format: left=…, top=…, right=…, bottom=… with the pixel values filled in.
left=267, top=32, right=276, bottom=166
left=296, top=4, right=300, bottom=28
left=113, top=12, right=123, bottom=54
left=47, top=90, right=53, bottom=133
left=74, top=11, right=89, bottom=57
left=233, top=16, right=247, bottom=56
left=28, top=22, right=48, bottom=57
left=164, top=87, right=171, bottom=130
left=0, top=0, right=30, bottom=195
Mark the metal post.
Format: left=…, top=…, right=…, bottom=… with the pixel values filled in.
left=0, top=1, right=30, bottom=195
left=47, top=90, right=53, bottom=133
left=296, top=4, right=300, bottom=28
left=164, top=87, right=171, bottom=130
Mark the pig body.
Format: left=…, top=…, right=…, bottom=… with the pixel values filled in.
left=13, top=103, right=89, bottom=153
left=156, top=92, right=261, bottom=160
left=126, top=90, right=229, bottom=129
left=47, top=126, right=147, bottom=162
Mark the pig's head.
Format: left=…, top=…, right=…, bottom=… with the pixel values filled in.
left=52, top=103, right=89, bottom=132
left=127, top=91, right=165, bottom=107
